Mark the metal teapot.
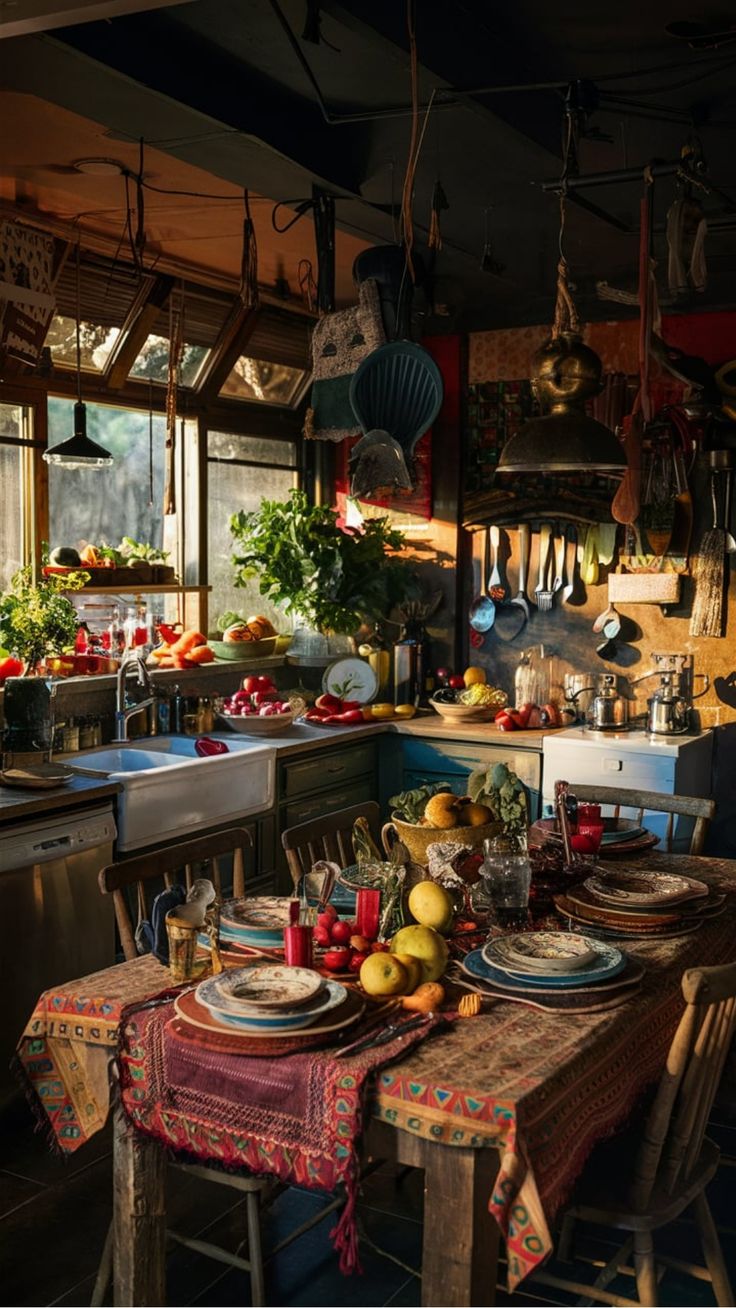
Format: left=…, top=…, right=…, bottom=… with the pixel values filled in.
left=646, top=671, right=710, bottom=736
left=587, top=673, right=630, bottom=731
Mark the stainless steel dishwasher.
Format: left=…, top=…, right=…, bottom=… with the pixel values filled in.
left=0, top=804, right=117, bottom=1104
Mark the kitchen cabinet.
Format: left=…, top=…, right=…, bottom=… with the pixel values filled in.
left=275, top=740, right=379, bottom=891
left=397, top=734, right=543, bottom=820
left=542, top=727, right=713, bottom=851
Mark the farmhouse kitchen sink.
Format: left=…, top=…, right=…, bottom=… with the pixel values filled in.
left=71, top=735, right=276, bottom=851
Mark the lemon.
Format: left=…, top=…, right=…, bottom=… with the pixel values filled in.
left=463, top=666, right=487, bottom=687
left=394, top=703, right=416, bottom=719
left=407, top=881, right=454, bottom=934
left=370, top=702, right=396, bottom=720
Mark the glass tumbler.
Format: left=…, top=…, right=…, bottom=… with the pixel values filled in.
left=481, top=839, right=532, bottom=929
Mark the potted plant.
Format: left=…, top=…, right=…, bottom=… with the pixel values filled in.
left=0, top=566, right=87, bottom=675
left=230, top=490, right=413, bottom=655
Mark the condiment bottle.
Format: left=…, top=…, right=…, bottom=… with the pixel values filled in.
left=171, top=684, right=185, bottom=734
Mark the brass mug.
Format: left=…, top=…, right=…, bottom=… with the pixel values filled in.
left=165, top=912, right=208, bottom=983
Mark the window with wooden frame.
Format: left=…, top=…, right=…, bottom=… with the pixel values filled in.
left=0, top=399, right=45, bottom=591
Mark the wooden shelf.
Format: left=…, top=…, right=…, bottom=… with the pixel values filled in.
left=64, top=585, right=211, bottom=596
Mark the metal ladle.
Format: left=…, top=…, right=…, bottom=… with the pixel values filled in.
left=469, top=526, right=496, bottom=633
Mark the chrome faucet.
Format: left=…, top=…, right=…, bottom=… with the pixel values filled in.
left=114, top=649, right=155, bottom=743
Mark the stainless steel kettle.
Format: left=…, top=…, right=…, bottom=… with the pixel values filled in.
left=587, top=673, right=629, bottom=731
left=646, top=671, right=709, bottom=735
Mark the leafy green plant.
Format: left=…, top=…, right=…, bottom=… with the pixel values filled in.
left=0, top=567, right=88, bottom=671
left=388, top=782, right=453, bottom=824
left=468, top=762, right=528, bottom=833
left=230, top=489, right=412, bottom=634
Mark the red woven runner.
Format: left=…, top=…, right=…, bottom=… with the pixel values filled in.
left=119, top=1000, right=447, bottom=1273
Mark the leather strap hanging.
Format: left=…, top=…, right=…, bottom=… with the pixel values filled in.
left=164, top=289, right=182, bottom=516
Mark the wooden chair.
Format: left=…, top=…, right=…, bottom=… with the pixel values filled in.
left=572, top=784, right=716, bottom=856
left=99, top=826, right=249, bottom=961
left=281, top=801, right=382, bottom=890
left=530, top=960, right=736, bottom=1307
left=94, top=827, right=345, bottom=1307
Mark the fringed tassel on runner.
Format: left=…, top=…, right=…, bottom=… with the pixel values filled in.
left=330, top=1167, right=363, bottom=1275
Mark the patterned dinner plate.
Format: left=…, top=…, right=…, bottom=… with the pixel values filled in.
left=462, top=949, right=640, bottom=997
left=583, top=869, right=709, bottom=907
left=175, top=982, right=361, bottom=1040
left=554, top=894, right=702, bottom=937
left=559, top=884, right=684, bottom=925
left=197, top=980, right=346, bottom=1032
left=197, top=964, right=323, bottom=1013
left=485, top=931, right=598, bottom=974
left=476, top=941, right=626, bottom=989
left=220, top=897, right=292, bottom=945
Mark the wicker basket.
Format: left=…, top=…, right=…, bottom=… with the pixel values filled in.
left=381, top=814, right=501, bottom=866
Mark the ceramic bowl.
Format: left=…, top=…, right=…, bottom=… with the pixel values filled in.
left=209, top=636, right=278, bottom=660
left=429, top=697, right=496, bottom=722
left=218, top=709, right=295, bottom=734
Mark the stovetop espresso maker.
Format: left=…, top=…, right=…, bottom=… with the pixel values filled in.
left=645, top=654, right=709, bottom=736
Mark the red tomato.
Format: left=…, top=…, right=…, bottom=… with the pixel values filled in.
left=448, top=674, right=465, bottom=689
left=335, top=709, right=364, bottom=725
left=256, top=675, right=275, bottom=692
left=349, top=951, right=370, bottom=973
left=517, top=703, right=533, bottom=727
left=497, top=717, right=516, bottom=731
left=313, top=924, right=331, bottom=946
left=242, top=676, right=260, bottom=694
left=330, top=919, right=352, bottom=945
left=322, top=947, right=351, bottom=972
left=0, top=656, right=24, bottom=682
left=315, top=692, right=343, bottom=711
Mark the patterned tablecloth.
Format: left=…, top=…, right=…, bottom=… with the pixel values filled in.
left=15, top=855, right=736, bottom=1290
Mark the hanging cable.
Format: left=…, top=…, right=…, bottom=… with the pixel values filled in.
left=239, top=188, right=259, bottom=308
left=400, top=0, right=420, bottom=283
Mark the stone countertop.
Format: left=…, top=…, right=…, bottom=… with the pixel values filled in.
left=0, top=775, right=122, bottom=826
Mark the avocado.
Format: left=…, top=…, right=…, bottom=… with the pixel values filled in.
left=49, top=547, right=82, bottom=567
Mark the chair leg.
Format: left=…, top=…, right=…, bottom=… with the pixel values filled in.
left=633, top=1230, right=658, bottom=1306
left=246, top=1188, right=266, bottom=1308
left=557, top=1211, right=576, bottom=1263
left=90, top=1219, right=113, bottom=1307
left=693, top=1191, right=734, bottom=1308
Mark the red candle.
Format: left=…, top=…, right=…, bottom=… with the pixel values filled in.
left=577, top=819, right=604, bottom=854
left=284, top=925, right=313, bottom=968
left=355, top=888, right=381, bottom=941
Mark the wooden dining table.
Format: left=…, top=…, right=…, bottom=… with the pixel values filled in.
left=16, top=854, right=736, bottom=1308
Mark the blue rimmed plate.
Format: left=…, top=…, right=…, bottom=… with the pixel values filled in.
left=476, top=939, right=626, bottom=989
left=196, top=979, right=347, bottom=1032
left=219, top=897, right=292, bottom=947
left=197, top=965, right=323, bottom=1014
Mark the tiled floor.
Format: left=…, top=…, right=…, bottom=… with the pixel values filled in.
left=2, top=1092, right=735, bottom=1307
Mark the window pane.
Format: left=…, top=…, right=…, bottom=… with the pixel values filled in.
left=0, top=443, right=23, bottom=593
left=207, top=431, right=297, bottom=467
left=207, top=458, right=297, bottom=632
left=48, top=398, right=170, bottom=557
left=129, top=334, right=209, bottom=388
left=220, top=357, right=306, bottom=406
left=46, top=317, right=120, bottom=371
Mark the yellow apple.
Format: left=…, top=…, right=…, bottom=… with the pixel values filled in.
left=390, top=925, right=449, bottom=983
left=359, top=952, right=408, bottom=997
left=392, top=952, right=423, bottom=994
left=407, top=880, right=454, bottom=934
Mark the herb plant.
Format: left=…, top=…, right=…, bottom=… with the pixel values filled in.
left=389, top=782, right=453, bottom=824
left=230, top=489, right=411, bottom=634
left=468, top=762, right=528, bottom=837
left=0, top=567, right=87, bottom=672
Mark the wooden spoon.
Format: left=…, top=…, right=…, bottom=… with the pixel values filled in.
left=612, top=412, right=642, bottom=526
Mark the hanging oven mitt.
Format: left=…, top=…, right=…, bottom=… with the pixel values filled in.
left=304, top=279, right=385, bottom=441
left=135, top=883, right=186, bottom=963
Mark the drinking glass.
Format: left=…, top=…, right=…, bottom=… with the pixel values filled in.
left=355, top=888, right=381, bottom=941
left=284, top=924, right=314, bottom=968
left=481, top=839, right=532, bottom=928
left=577, top=819, right=604, bottom=854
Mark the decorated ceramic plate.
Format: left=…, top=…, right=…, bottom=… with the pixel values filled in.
left=173, top=986, right=364, bottom=1052
left=463, top=948, right=639, bottom=996
left=322, top=657, right=378, bottom=704
left=197, top=964, right=323, bottom=1013
left=485, top=931, right=598, bottom=973
left=220, top=897, right=292, bottom=945
left=199, top=980, right=345, bottom=1031
left=183, top=980, right=350, bottom=1034
left=559, top=884, right=685, bottom=925
left=554, top=893, right=698, bottom=935
left=583, top=869, right=709, bottom=907
left=480, top=938, right=625, bottom=988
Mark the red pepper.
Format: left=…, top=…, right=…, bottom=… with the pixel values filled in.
left=157, top=622, right=181, bottom=645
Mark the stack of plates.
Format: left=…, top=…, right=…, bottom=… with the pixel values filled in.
left=218, top=897, right=293, bottom=951
left=460, top=931, right=644, bottom=1013
left=531, top=817, right=659, bottom=858
left=172, top=963, right=363, bottom=1053
left=554, top=869, right=720, bottom=938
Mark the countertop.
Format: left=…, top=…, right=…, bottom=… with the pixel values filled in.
left=0, top=775, right=122, bottom=826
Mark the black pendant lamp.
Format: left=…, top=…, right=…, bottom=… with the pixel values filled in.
left=497, top=106, right=626, bottom=477
left=43, top=243, right=113, bottom=469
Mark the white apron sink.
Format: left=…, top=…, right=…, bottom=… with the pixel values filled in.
left=70, top=734, right=276, bottom=851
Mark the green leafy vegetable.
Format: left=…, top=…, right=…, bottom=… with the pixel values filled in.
left=229, top=489, right=413, bottom=635
left=468, top=762, right=528, bottom=834
left=389, top=782, right=453, bottom=824
left=0, top=567, right=88, bottom=671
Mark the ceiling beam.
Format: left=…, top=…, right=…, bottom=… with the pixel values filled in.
left=196, top=303, right=260, bottom=404
left=105, top=272, right=173, bottom=389
left=0, top=0, right=194, bottom=40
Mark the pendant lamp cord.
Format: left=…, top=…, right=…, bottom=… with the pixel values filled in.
left=75, top=238, right=82, bottom=405
left=552, top=105, right=580, bottom=338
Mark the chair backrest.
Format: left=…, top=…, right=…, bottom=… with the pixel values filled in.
left=99, top=827, right=252, bottom=961
left=281, top=801, right=381, bottom=890
left=630, top=960, right=736, bottom=1211
left=571, top=783, right=715, bottom=855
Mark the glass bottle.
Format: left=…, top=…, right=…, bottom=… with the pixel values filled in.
left=123, top=607, right=137, bottom=650
left=393, top=623, right=419, bottom=706
left=359, top=624, right=391, bottom=699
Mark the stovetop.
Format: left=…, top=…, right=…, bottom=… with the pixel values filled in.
left=546, top=725, right=709, bottom=755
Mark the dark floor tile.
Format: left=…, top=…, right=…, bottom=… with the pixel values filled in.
left=1, top=1155, right=112, bottom=1307
left=0, top=1093, right=112, bottom=1187
left=358, top=1163, right=424, bottom=1224
left=51, top=1272, right=98, bottom=1307
left=0, top=1167, right=45, bottom=1218
left=381, top=1274, right=419, bottom=1307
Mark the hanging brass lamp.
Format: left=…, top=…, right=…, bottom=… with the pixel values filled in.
left=498, top=111, right=627, bottom=477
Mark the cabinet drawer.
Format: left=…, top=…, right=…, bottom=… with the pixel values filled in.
left=283, top=779, right=375, bottom=828
left=280, top=742, right=378, bottom=799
